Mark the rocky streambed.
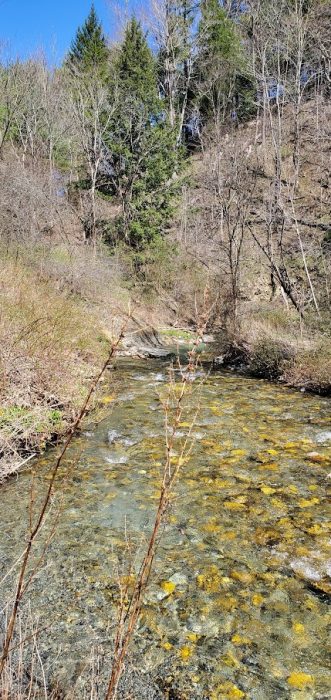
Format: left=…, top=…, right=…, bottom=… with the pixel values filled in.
left=0, top=360, right=330, bottom=698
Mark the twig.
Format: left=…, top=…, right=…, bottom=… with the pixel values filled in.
left=105, top=320, right=210, bottom=700
left=0, top=325, right=126, bottom=678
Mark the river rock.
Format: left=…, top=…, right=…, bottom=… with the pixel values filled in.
left=121, top=329, right=175, bottom=359
left=315, top=431, right=331, bottom=444
left=107, top=429, right=120, bottom=444
left=187, top=616, right=220, bottom=637
left=138, top=346, right=176, bottom=359
left=290, top=557, right=322, bottom=581
left=169, top=572, right=188, bottom=586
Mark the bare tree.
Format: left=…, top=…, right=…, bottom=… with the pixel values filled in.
left=66, top=68, right=116, bottom=248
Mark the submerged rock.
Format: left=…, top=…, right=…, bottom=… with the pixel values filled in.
left=169, top=572, right=188, bottom=586
left=107, top=429, right=120, bottom=444
left=290, top=558, right=322, bottom=582
left=315, top=431, right=331, bottom=444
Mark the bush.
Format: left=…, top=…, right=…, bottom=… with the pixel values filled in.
left=284, top=343, right=331, bottom=395
left=0, top=247, right=108, bottom=476
left=249, top=337, right=294, bottom=380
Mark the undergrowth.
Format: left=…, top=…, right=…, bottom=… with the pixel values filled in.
left=0, top=249, right=108, bottom=478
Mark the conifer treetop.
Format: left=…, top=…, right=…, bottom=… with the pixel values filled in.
left=68, top=3, right=109, bottom=76
left=117, top=18, right=158, bottom=105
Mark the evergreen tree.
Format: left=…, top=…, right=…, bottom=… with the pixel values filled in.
left=197, top=0, right=250, bottom=124
left=105, top=18, right=180, bottom=253
left=68, top=4, right=109, bottom=80
left=117, top=18, right=158, bottom=106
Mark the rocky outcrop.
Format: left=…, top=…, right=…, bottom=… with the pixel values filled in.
left=121, top=328, right=175, bottom=359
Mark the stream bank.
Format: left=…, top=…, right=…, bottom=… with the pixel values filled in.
left=1, top=325, right=330, bottom=483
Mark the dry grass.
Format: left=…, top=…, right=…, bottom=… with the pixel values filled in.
left=0, top=248, right=109, bottom=478
left=221, top=307, right=331, bottom=394
left=283, top=341, right=331, bottom=394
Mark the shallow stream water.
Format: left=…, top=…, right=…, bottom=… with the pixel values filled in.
left=0, top=360, right=330, bottom=698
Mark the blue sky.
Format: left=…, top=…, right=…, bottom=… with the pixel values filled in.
left=0, top=0, right=140, bottom=64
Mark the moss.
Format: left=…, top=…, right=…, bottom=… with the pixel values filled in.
left=160, top=328, right=194, bottom=340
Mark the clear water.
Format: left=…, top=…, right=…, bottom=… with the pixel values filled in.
left=0, top=361, right=330, bottom=699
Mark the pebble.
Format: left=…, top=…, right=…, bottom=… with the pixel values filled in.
left=290, top=558, right=322, bottom=582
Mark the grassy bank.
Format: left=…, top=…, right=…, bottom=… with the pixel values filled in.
left=0, top=249, right=110, bottom=480
left=213, top=307, right=331, bottom=395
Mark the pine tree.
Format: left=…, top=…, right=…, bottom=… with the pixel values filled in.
left=105, top=19, right=180, bottom=252
left=68, top=4, right=109, bottom=80
left=197, top=0, right=250, bottom=124
left=117, top=18, right=158, bottom=107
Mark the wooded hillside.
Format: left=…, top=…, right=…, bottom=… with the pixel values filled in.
left=0, top=0, right=330, bottom=472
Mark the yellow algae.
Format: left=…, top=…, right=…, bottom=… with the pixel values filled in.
left=203, top=521, right=222, bottom=534
left=101, top=394, right=115, bottom=404
left=295, top=546, right=310, bottom=556
left=216, top=595, right=238, bottom=611
left=211, top=683, right=245, bottom=699
left=221, top=576, right=233, bottom=587
left=292, top=622, right=305, bottom=634
left=259, top=432, right=273, bottom=440
left=192, top=675, right=201, bottom=683
left=288, top=484, right=298, bottom=494
left=230, top=570, right=254, bottom=585
left=260, top=485, right=276, bottom=495
left=258, top=461, right=279, bottom=471
left=267, top=448, right=278, bottom=456
left=231, top=634, right=252, bottom=645
left=215, top=479, right=232, bottom=488
left=162, top=641, right=173, bottom=651
left=170, top=455, right=189, bottom=466
left=160, top=581, right=176, bottom=595
left=211, top=406, right=222, bottom=416
left=168, top=515, right=178, bottom=525
left=271, top=497, right=285, bottom=509
left=256, top=452, right=271, bottom=463
left=304, top=598, right=318, bottom=612
left=179, top=645, right=192, bottom=661
left=287, top=672, right=314, bottom=689
left=186, top=632, right=199, bottom=642
left=197, top=566, right=222, bottom=593
left=119, top=575, right=135, bottom=588
left=221, top=531, right=237, bottom=541
left=231, top=449, right=247, bottom=457
left=253, top=527, right=280, bottom=546
left=261, top=572, right=277, bottom=584
left=307, top=523, right=324, bottom=535
left=278, top=517, right=292, bottom=527
left=224, top=501, right=246, bottom=511
left=221, top=650, right=241, bottom=668
left=298, top=497, right=320, bottom=508
left=252, top=593, right=264, bottom=606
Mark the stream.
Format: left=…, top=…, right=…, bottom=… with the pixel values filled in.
left=0, top=360, right=330, bottom=698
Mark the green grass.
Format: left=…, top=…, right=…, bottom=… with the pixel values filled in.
left=160, top=328, right=194, bottom=340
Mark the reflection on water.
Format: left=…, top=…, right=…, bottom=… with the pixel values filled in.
left=0, top=361, right=330, bottom=698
